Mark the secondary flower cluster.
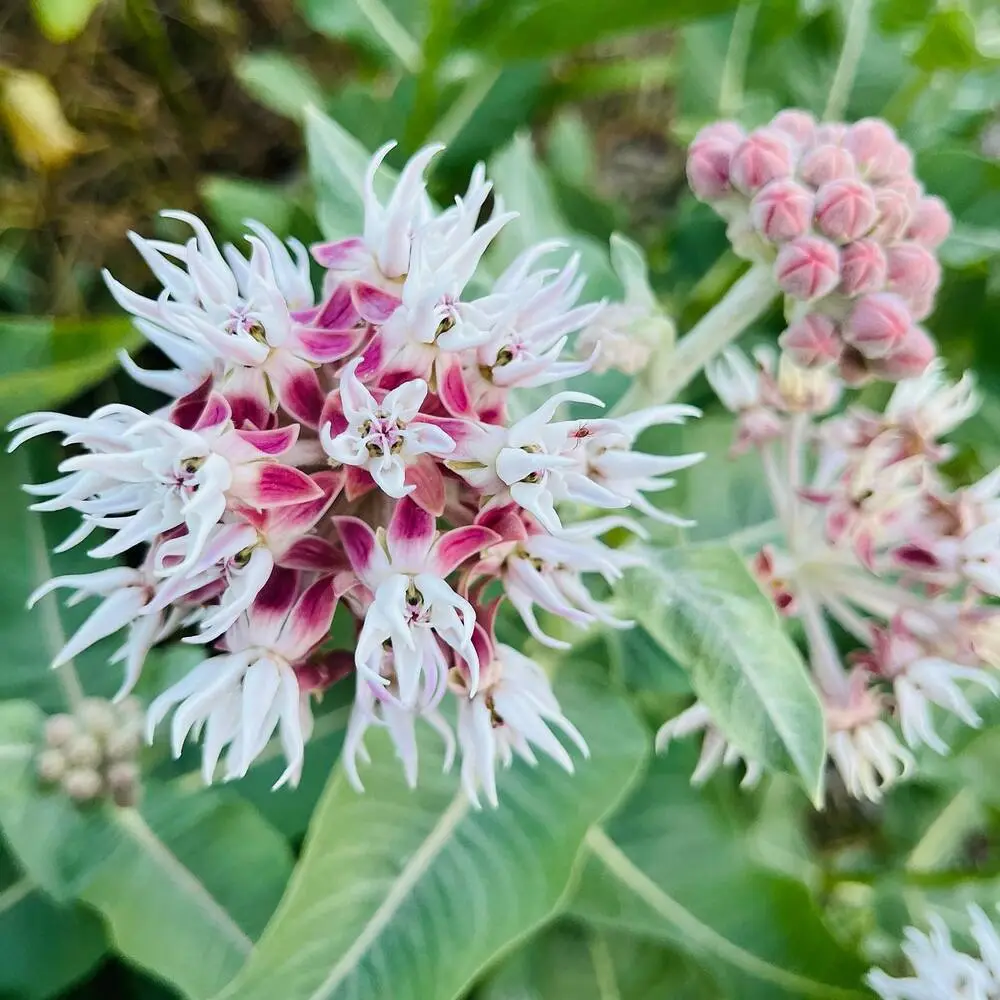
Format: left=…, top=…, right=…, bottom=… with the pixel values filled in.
left=687, top=111, right=951, bottom=384
left=11, top=142, right=700, bottom=805
left=868, top=905, right=1000, bottom=1000
left=661, top=350, right=1000, bottom=802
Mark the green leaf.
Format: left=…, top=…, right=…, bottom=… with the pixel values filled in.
left=453, top=0, right=743, bottom=58
left=0, top=316, right=141, bottom=425
left=30, top=0, right=102, bottom=43
left=297, top=0, right=424, bottom=70
left=210, top=677, right=648, bottom=1000
left=0, top=702, right=294, bottom=999
left=199, top=177, right=299, bottom=243
left=621, top=544, right=826, bottom=801
left=911, top=6, right=981, bottom=73
left=0, top=867, right=107, bottom=999
left=569, top=750, right=870, bottom=999
left=234, top=52, right=326, bottom=122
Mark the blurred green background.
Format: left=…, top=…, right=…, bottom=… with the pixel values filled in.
left=1, top=1, right=1000, bottom=998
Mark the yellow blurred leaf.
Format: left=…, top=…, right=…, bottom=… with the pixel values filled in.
left=0, top=69, right=83, bottom=172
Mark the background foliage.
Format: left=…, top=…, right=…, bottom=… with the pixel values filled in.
left=1, top=0, right=999, bottom=997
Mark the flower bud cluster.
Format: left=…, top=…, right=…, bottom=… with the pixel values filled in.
left=37, top=698, right=143, bottom=807
left=12, top=142, right=702, bottom=806
left=664, top=355, right=998, bottom=803
left=687, top=112, right=951, bottom=384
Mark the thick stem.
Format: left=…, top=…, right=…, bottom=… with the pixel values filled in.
left=823, top=0, right=872, bottom=121
left=612, top=262, right=777, bottom=415
left=718, top=0, right=760, bottom=118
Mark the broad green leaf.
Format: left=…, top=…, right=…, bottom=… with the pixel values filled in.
left=234, top=53, right=327, bottom=123
left=200, top=177, right=299, bottom=243
left=305, top=106, right=399, bottom=242
left=0, top=702, right=294, bottom=999
left=480, top=923, right=722, bottom=1000
left=210, top=677, right=648, bottom=1000
left=0, top=868, right=106, bottom=999
left=298, top=0, right=425, bottom=69
left=453, top=0, right=743, bottom=59
left=911, top=6, right=982, bottom=72
left=569, top=750, right=870, bottom=1000
left=30, top=0, right=102, bottom=42
left=0, top=316, right=141, bottom=424
left=621, top=544, right=826, bottom=801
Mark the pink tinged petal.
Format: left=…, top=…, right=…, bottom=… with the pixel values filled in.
left=266, top=352, right=325, bottom=427
left=318, top=395, right=349, bottom=439
left=290, top=325, right=363, bottom=364
left=436, top=358, right=474, bottom=417
left=334, top=516, right=388, bottom=582
left=404, top=456, right=446, bottom=516
left=295, top=650, right=354, bottom=693
left=352, top=282, right=401, bottom=324
left=250, top=566, right=300, bottom=637
left=387, top=496, right=436, bottom=570
left=476, top=503, right=529, bottom=542
left=311, top=237, right=368, bottom=270
left=170, top=378, right=214, bottom=430
left=267, top=469, right=343, bottom=538
left=344, top=464, right=378, bottom=502
left=355, top=334, right=386, bottom=380
left=279, top=535, right=340, bottom=571
left=431, top=526, right=501, bottom=577
left=224, top=368, right=271, bottom=430
left=235, top=425, right=299, bottom=456
left=470, top=623, right=494, bottom=675
left=51, top=588, right=149, bottom=668
left=280, top=576, right=337, bottom=660
left=231, top=463, right=324, bottom=509
left=194, top=393, right=233, bottom=433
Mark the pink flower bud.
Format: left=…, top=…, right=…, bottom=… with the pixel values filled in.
left=749, top=179, right=814, bottom=242
left=872, top=325, right=936, bottom=380
left=686, top=139, right=734, bottom=201
left=779, top=313, right=842, bottom=367
left=843, top=118, right=900, bottom=182
left=839, top=239, right=887, bottom=296
left=691, top=121, right=745, bottom=150
left=884, top=140, right=914, bottom=179
left=798, top=144, right=856, bottom=187
left=774, top=235, right=841, bottom=300
left=869, top=187, right=913, bottom=243
left=886, top=242, right=941, bottom=318
left=814, top=123, right=848, bottom=146
left=729, top=129, right=794, bottom=196
left=844, top=292, right=912, bottom=359
left=906, top=195, right=952, bottom=249
left=770, top=109, right=816, bottom=145
left=814, top=179, right=878, bottom=242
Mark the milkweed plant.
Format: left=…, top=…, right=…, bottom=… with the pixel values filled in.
left=8, top=104, right=1000, bottom=998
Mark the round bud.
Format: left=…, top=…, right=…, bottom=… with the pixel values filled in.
left=116, top=696, right=144, bottom=726
left=750, top=179, right=814, bottom=243
left=774, top=235, right=841, bottom=300
left=62, top=768, right=103, bottom=803
left=107, top=761, right=141, bottom=808
left=814, top=179, right=878, bottom=243
left=839, top=239, right=888, bottom=297
left=869, top=187, right=913, bottom=244
left=779, top=314, right=842, bottom=367
left=873, top=325, right=936, bottom=380
left=798, top=144, right=856, bottom=188
left=906, top=195, right=952, bottom=249
left=44, top=713, right=77, bottom=748
left=690, top=121, right=745, bottom=150
left=814, top=122, right=848, bottom=146
left=105, top=727, right=141, bottom=762
left=770, top=109, right=816, bottom=145
left=686, top=139, right=734, bottom=201
left=64, top=733, right=102, bottom=769
left=844, top=292, right=912, bottom=360
left=729, top=129, right=794, bottom=196
left=36, top=748, right=66, bottom=784
left=886, top=242, right=941, bottom=318
left=843, top=118, right=900, bottom=182
left=78, top=698, right=116, bottom=740
left=884, top=140, right=914, bottom=180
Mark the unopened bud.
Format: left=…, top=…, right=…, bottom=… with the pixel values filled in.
left=78, top=698, right=116, bottom=740
left=36, top=748, right=66, bottom=784
left=44, top=713, right=77, bottom=748
left=869, top=188, right=913, bottom=243
left=798, top=144, right=856, bottom=188
left=107, top=761, right=141, bottom=808
left=774, top=235, right=841, bottom=300
left=779, top=313, right=842, bottom=367
left=750, top=179, right=814, bottom=242
left=686, top=139, right=735, bottom=201
left=65, top=733, right=102, bottom=769
left=873, top=325, right=936, bottom=380
left=729, top=129, right=794, bottom=196
left=839, top=239, right=888, bottom=297
left=844, top=293, right=912, bottom=359
left=886, top=242, right=941, bottom=318
left=691, top=121, right=745, bottom=149
left=770, top=109, right=816, bottom=145
left=63, top=768, right=103, bottom=803
left=843, top=118, right=901, bottom=182
left=814, top=179, right=878, bottom=243
left=105, top=727, right=141, bottom=762
left=906, top=195, right=952, bottom=249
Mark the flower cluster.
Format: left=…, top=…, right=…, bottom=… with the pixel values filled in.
left=868, top=905, right=1000, bottom=999
left=11, top=142, right=701, bottom=804
left=665, top=350, right=1000, bottom=802
left=687, top=111, right=951, bottom=384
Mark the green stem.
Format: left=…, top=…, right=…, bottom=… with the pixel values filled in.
left=823, top=0, right=873, bottom=121
left=719, top=0, right=760, bottom=117
left=356, top=0, right=422, bottom=73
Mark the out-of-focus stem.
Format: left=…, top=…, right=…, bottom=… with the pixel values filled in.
left=785, top=413, right=809, bottom=550
left=612, top=262, right=777, bottom=415
left=797, top=589, right=850, bottom=701
left=823, top=0, right=872, bottom=121
left=719, top=0, right=760, bottom=118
